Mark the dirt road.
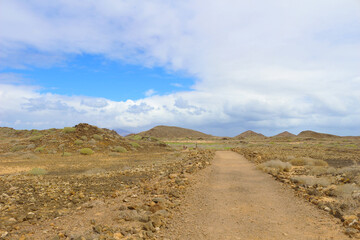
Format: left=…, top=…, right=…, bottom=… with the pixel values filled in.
left=161, top=151, right=349, bottom=240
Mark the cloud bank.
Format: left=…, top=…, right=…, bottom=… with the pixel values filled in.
left=0, top=0, right=360, bottom=136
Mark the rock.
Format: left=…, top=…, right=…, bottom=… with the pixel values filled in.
left=345, top=227, right=358, bottom=237
left=26, top=212, right=35, bottom=220
left=169, top=174, right=178, bottom=179
left=343, top=215, right=358, bottom=226
left=93, top=225, right=103, bottom=234
left=0, top=231, right=8, bottom=239
left=152, top=198, right=166, bottom=204
left=154, top=209, right=170, bottom=218
left=114, top=232, right=124, bottom=239
left=143, top=222, right=155, bottom=232
left=150, top=215, right=163, bottom=228
left=119, top=210, right=141, bottom=221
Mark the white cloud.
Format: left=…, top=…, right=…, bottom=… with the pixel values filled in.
left=0, top=0, right=360, bottom=136
left=145, top=89, right=156, bottom=97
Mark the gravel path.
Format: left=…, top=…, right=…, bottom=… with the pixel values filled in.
left=162, top=151, right=349, bottom=240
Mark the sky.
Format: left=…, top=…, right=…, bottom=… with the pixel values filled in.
left=0, top=0, right=360, bottom=137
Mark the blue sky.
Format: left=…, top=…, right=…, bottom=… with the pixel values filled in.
left=0, top=0, right=359, bottom=136
left=2, top=54, right=194, bottom=101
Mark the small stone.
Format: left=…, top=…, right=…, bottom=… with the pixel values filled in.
left=113, top=232, right=123, bottom=240
left=169, top=174, right=178, bottom=179
left=93, top=225, right=102, bottom=234
left=0, top=231, right=8, bottom=239
left=26, top=212, right=35, bottom=220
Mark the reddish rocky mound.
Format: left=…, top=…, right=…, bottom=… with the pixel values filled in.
left=297, top=130, right=339, bottom=139
left=273, top=131, right=296, bottom=138
left=136, top=125, right=213, bottom=139
left=234, top=130, right=266, bottom=139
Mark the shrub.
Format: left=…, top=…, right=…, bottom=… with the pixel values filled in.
left=30, top=135, right=42, bottom=141
left=130, top=135, right=142, bottom=140
left=93, top=134, right=103, bottom=140
left=113, top=146, right=127, bottom=153
left=81, top=136, right=88, bottom=141
left=63, top=127, right=76, bottom=133
left=291, top=176, right=331, bottom=187
left=10, top=145, right=26, bottom=152
left=261, top=160, right=292, bottom=172
left=74, top=139, right=84, bottom=145
left=62, top=152, right=72, bottom=157
left=80, top=148, right=94, bottom=155
left=28, top=168, right=47, bottom=175
left=309, top=166, right=336, bottom=176
left=34, top=146, right=45, bottom=153
left=130, top=142, right=140, bottom=148
left=335, top=184, right=360, bottom=197
left=290, top=157, right=328, bottom=167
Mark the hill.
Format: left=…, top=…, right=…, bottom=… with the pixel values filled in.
left=136, top=125, right=213, bottom=139
left=234, top=130, right=266, bottom=139
left=297, top=130, right=339, bottom=138
left=0, top=123, right=168, bottom=155
left=272, top=131, right=296, bottom=138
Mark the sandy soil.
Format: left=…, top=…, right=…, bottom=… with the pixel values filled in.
left=161, top=151, right=349, bottom=240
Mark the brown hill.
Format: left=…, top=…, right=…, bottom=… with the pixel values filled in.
left=297, top=130, right=339, bottom=139
left=234, top=130, right=266, bottom=139
left=136, top=125, right=212, bottom=139
left=0, top=123, right=168, bottom=155
left=273, top=131, right=296, bottom=138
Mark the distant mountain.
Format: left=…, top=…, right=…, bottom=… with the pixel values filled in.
left=234, top=130, right=265, bottom=139
left=136, top=125, right=213, bottom=139
left=113, top=128, right=132, bottom=137
left=297, top=130, right=339, bottom=138
left=273, top=131, right=296, bottom=138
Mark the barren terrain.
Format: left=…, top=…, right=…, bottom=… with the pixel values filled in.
left=1, top=125, right=360, bottom=239
left=162, top=151, right=349, bottom=240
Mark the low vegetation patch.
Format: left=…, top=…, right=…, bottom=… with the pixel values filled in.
left=28, top=168, right=48, bottom=175
left=130, top=142, right=141, bottom=148
left=34, top=146, right=45, bottom=153
left=10, top=145, right=26, bottom=152
left=259, top=159, right=292, bottom=172
left=74, top=139, right=84, bottom=145
left=30, top=135, right=43, bottom=141
left=80, top=148, right=94, bottom=155
left=289, top=157, right=328, bottom=167
left=93, top=134, right=103, bottom=140
left=113, top=146, right=127, bottom=153
left=291, top=176, right=331, bottom=187
left=62, top=152, right=72, bottom=157
left=63, top=127, right=76, bottom=133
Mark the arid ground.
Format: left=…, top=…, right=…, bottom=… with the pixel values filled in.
left=1, top=125, right=360, bottom=239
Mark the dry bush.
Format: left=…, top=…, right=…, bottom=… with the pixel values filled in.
left=334, top=184, right=360, bottom=197
left=34, top=146, right=45, bottom=153
left=290, top=157, right=328, bottom=167
left=291, top=176, right=331, bottom=187
left=336, top=166, right=360, bottom=178
left=93, top=134, right=103, bottom=140
left=29, top=135, right=42, bottom=141
left=113, top=146, right=127, bottom=153
left=260, top=160, right=292, bottom=172
left=81, top=136, right=88, bottom=141
left=74, top=139, right=84, bottom=145
left=309, top=166, right=336, bottom=176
